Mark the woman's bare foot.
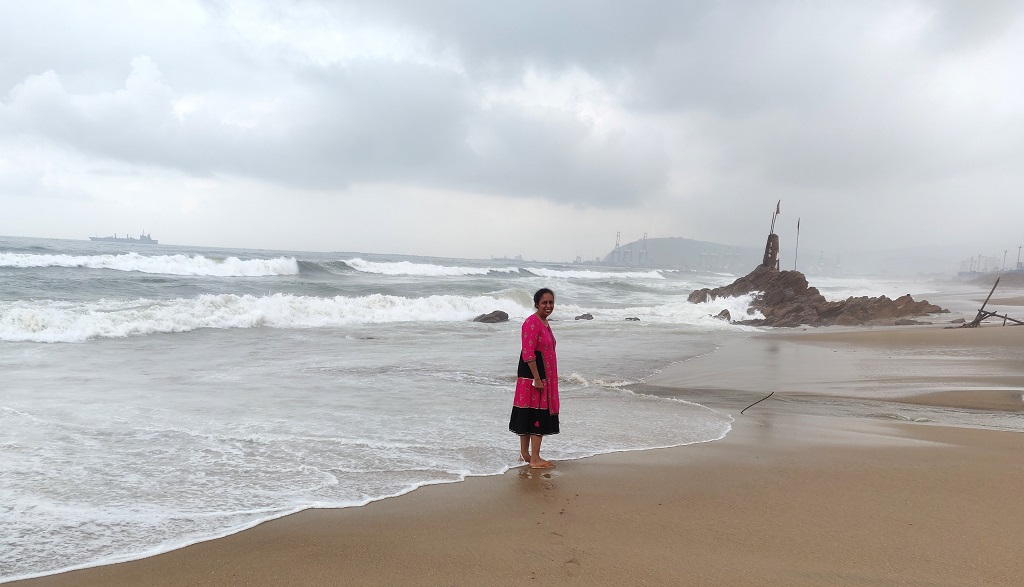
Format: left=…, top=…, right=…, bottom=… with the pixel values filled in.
left=529, top=460, right=554, bottom=469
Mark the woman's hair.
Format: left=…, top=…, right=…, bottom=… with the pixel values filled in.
left=533, top=288, right=555, bottom=306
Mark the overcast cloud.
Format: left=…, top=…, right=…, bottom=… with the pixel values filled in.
left=1, top=0, right=1022, bottom=263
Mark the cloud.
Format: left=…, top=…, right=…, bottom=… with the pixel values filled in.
left=1, top=48, right=666, bottom=204
left=1, top=0, right=1023, bottom=258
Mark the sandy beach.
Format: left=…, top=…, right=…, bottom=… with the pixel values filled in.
left=988, top=296, right=1024, bottom=306
left=12, top=325, right=1024, bottom=586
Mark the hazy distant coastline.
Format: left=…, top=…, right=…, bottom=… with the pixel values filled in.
left=598, top=235, right=1014, bottom=278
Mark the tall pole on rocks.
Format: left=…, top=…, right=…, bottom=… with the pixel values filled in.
left=768, top=200, right=780, bottom=233
left=1003, top=249, right=1009, bottom=270
left=762, top=201, right=781, bottom=269
left=1017, top=245, right=1022, bottom=269
left=794, top=217, right=801, bottom=270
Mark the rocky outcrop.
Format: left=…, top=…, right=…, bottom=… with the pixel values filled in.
left=688, top=265, right=947, bottom=327
left=575, top=313, right=594, bottom=320
left=473, top=310, right=509, bottom=323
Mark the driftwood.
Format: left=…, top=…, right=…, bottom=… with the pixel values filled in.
left=962, top=277, right=1024, bottom=327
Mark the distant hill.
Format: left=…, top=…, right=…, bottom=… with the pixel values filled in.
left=602, top=237, right=762, bottom=271
left=602, top=236, right=986, bottom=276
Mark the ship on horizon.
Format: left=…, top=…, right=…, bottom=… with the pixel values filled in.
left=89, top=232, right=159, bottom=244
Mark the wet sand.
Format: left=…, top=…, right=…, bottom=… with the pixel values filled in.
left=988, top=296, right=1024, bottom=306
left=13, top=325, right=1024, bottom=586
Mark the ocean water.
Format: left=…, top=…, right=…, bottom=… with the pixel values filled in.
left=0, top=236, right=932, bottom=582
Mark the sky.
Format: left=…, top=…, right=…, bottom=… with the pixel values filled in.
left=1, top=0, right=1022, bottom=263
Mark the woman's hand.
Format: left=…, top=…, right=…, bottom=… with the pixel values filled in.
left=533, top=378, right=544, bottom=390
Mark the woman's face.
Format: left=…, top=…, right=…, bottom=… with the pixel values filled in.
left=535, top=293, right=555, bottom=319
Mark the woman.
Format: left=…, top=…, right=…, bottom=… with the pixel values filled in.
left=509, top=288, right=559, bottom=469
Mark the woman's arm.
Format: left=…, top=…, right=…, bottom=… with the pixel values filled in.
left=524, top=358, right=543, bottom=389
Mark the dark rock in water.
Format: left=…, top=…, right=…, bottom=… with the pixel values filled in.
left=715, top=309, right=732, bottom=321
left=625, top=317, right=640, bottom=321
left=895, top=318, right=931, bottom=325
left=473, top=310, right=509, bottom=323
left=575, top=313, right=594, bottom=320
left=950, top=318, right=965, bottom=324
left=689, top=265, right=947, bottom=328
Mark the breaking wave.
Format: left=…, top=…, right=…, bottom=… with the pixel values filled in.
left=0, top=253, right=299, bottom=277
left=0, top=293, right=530, bottom=343
left=338, top=259, right=664, bottom=281
left=343, top=258, right=519, bottom=276
left=0, top=292, right=762, bottom=343
left=526, top=268, right=665, bottom=280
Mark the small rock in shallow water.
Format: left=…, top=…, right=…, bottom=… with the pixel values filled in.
left=473, top=310, right=509, bottom=323
left=895, top=318, right=931, bottom=326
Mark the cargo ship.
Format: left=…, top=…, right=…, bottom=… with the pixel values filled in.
left=89, top=232, right=159, bottom=244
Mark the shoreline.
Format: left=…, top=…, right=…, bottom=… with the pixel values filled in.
left=11, top=324, right=1024, bottom=586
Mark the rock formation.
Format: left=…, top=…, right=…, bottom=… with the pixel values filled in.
left=473, top=310, right=509, bottom=323
left=688, top=265, right=947, bottom=327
